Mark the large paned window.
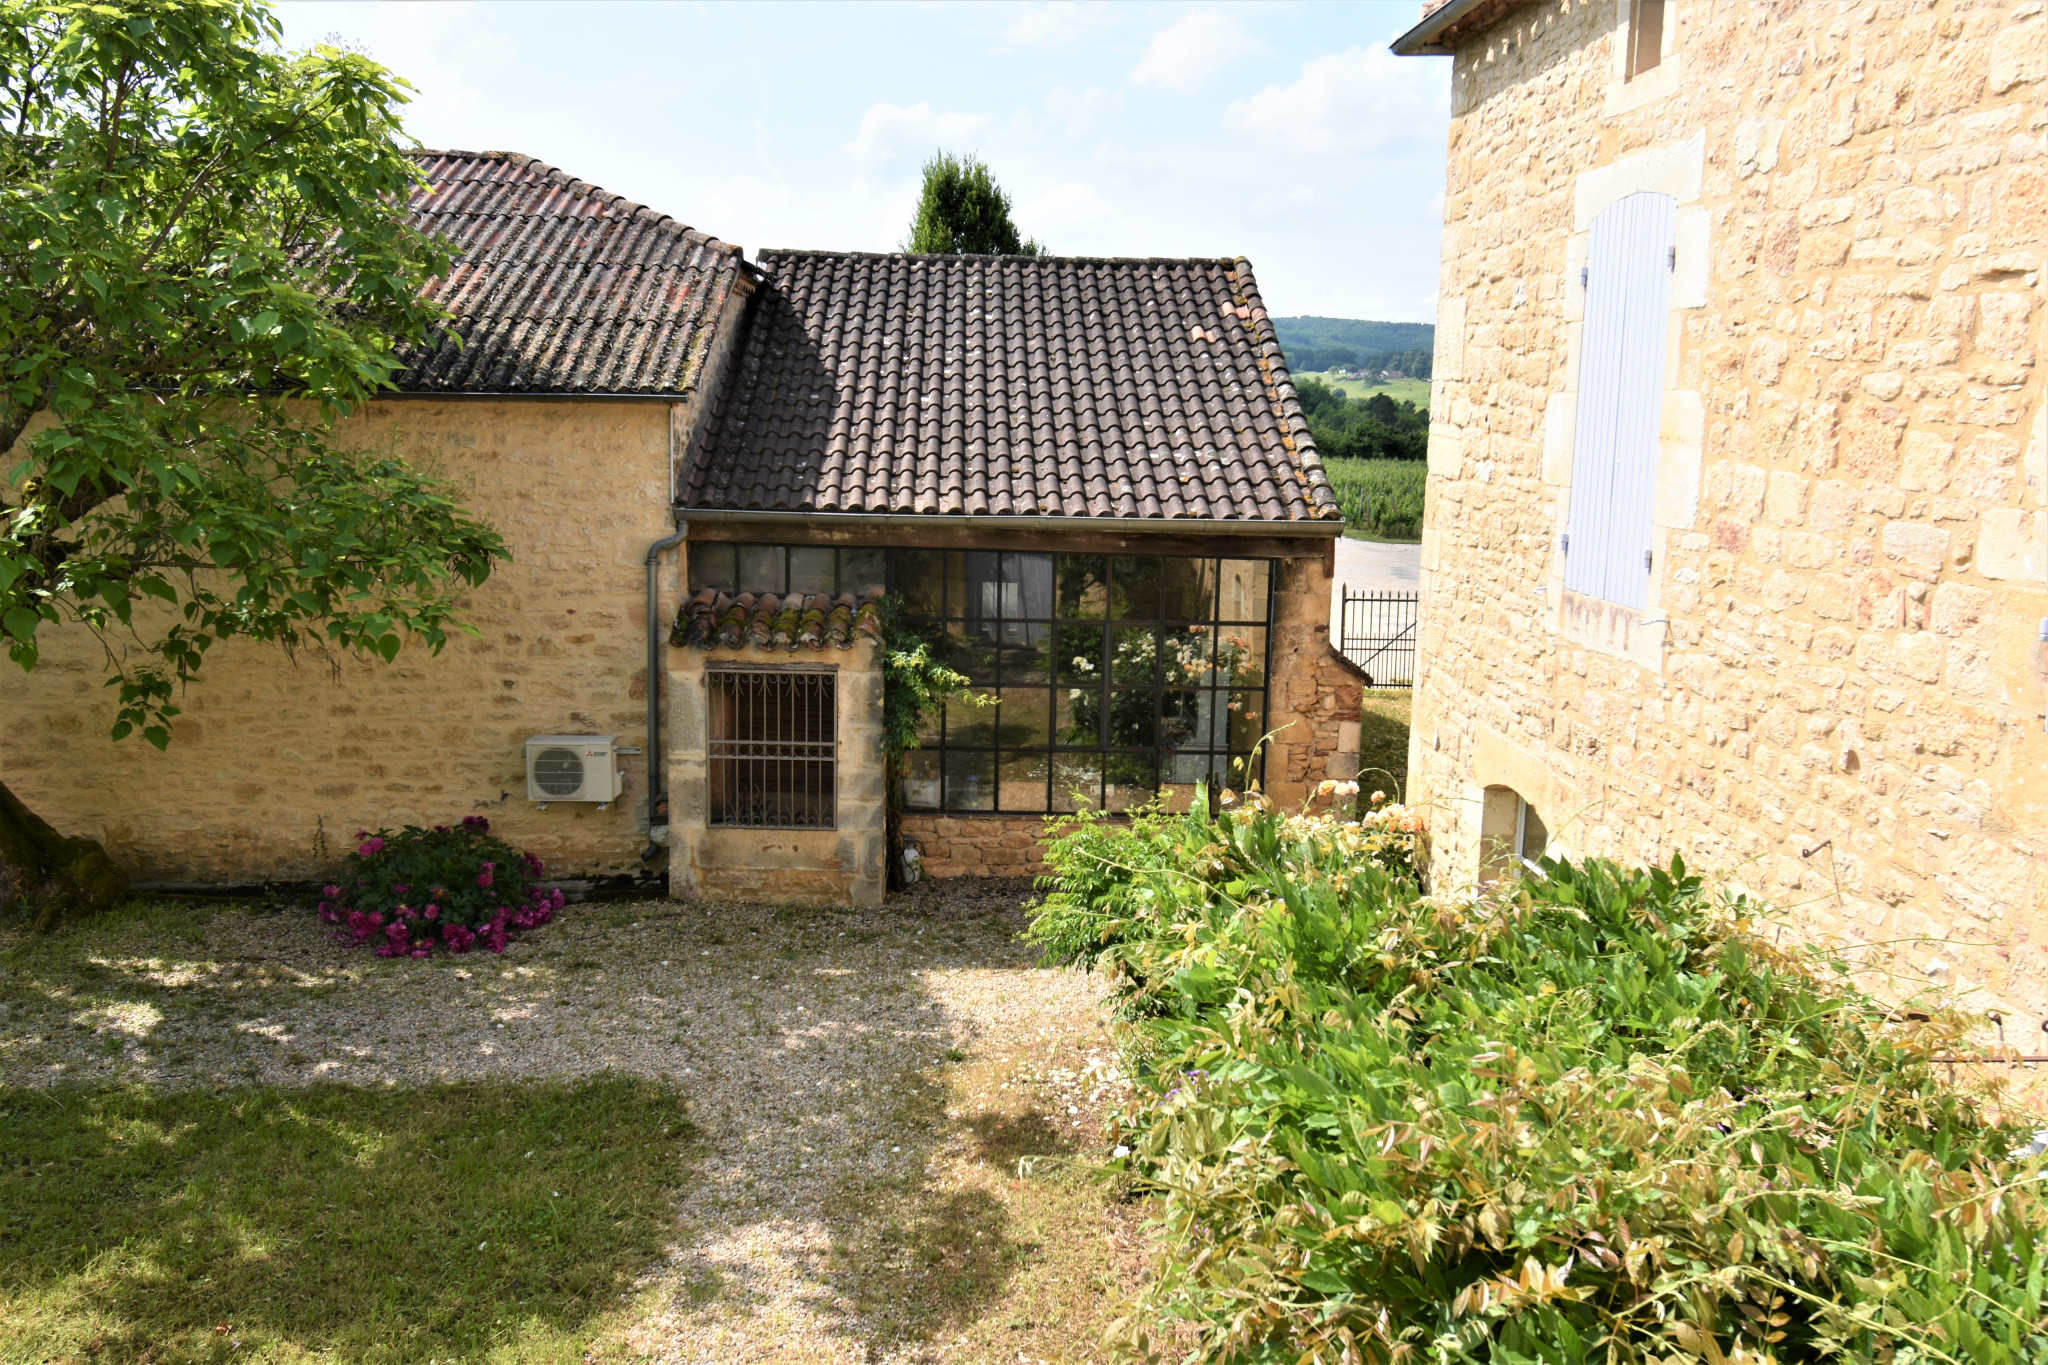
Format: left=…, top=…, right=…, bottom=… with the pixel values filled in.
left=687, top=545, right=1275, bottom=814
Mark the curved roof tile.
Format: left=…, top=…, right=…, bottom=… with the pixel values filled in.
left=683, top=252, right=1339, bottom=525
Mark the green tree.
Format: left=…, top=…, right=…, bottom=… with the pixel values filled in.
left=0, top=0, right=507, bottom=925
left=903, top=151, right=1042, bottom=256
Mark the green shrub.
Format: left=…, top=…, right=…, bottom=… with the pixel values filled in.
left=1032, top=793, right=2048, bottom=1364
left=1324, top=458, right=1426, bottom=540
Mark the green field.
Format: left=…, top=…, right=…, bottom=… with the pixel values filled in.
left=1322, top=457, right=1425, bottom=542
left=1294, top=372, right=1431, bottom=408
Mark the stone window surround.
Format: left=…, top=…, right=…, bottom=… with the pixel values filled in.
left=1540, top=132, right=1710, bottom=674
left=1607, top=0, right=1687, bottom=117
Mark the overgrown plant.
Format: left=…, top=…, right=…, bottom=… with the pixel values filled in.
left=1031, top=789, right=2048, bottom=1364
left=319, top=816, right=563, bottom=957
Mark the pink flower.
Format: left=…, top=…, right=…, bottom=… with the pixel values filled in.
left=424, top=905, right=439, bottom=920
left=477, top=871, right=494, bottom=888
left=322, top=885, right=340, bottom=899
left=359, top=836, right=386, bottom=856
left=393, top=883, right=409, bottom=895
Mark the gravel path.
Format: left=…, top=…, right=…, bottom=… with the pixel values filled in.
left=0, top=880, right=1146, bottom=1363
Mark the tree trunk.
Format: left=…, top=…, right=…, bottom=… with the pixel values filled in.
left=0, top=781, right=130, bottom=932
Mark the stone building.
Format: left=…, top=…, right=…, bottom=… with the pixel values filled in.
left=2, top=152, right=1358, bottom=905
left=1394, top=1, right=2048, bottom=1023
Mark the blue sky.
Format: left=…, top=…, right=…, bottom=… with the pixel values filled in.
left=276, top=2, right=1452, bottom=321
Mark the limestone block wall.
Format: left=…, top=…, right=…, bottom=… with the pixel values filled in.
left=0, top=397, right=684, bottom=884
left=900, top=814, right=1052, bottom=878
left=665, top=641, right=886, bottom=906
left=1265, top=556, right=1356, bottom=805
left=1408, top=0, right=2048, bottom=1026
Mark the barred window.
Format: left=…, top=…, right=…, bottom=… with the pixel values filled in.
left=707, top=668, right=836, bottom=829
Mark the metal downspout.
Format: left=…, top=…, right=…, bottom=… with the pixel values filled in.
left=642, top=516, right=686, bottom=861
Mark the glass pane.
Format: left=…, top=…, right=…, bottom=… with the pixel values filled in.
left=1215, top=625, right=1267, bottom=688
left=1052, top=753, right=1101, bottom=812
left=1056, top=555, right=1109, bottom=618
left=1104, top=754, right=1156, bottom=812
left=1158, top=689, right=1210, bottom=754
left=842, top=547, right=887, bottom=596
left=1002, top=553, right=1055, bottom=619
left=965, top=551, right=1002, bottom=636
left=996, top=687, right=1051, bottom=748
left=946, top=687, right=998, bottom=748
left=1057, top=683, right=1101, bottom=747
left=1218, top=560, right=1271, bottom=622
left=1160, top=557, right=1219, bottom=622
left=999, top=626, right=1053, bottom=684
left=1163, top=750, right=1222, bottom=787
left=1110, top=626, right=1158, bottom=684
left=998, top=751, right=1049, bottom=812
left=898, top=749, right=941, bottom=811
left=688, top=542, right=736, bottom=594
left=1057, top=623, right=1105, bottom=684
left=1160, top=623, right=1216, bottom=688
left=944, top=551, right=967, bottom=619
left=789, top=546, right=836, bottom=596
left=1225, top=689, right=1267, bottom=752
left=1107, top=689, right=1158, bottom=749
left=944, top=751, right=995, bottom=811
left=738, top=545, right=786, bottom=595
left=944, top=625, right=999, bottom=687
left=1111, top=556, right=1160, bottom=619
left=893, top=549, right=947, bottom=616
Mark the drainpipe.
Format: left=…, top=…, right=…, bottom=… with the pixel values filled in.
left=642, top=514, right=687, bottom=861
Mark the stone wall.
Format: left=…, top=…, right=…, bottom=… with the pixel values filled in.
left=900, top=813, right=1051, bottom=879
left=0, top=397, right=685, bottom=884
left=665, top=641, right=887, bottom=906
left=1409, top=0, right=2048, bottom=1028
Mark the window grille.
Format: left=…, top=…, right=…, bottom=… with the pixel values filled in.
left=707, top=668, right=836, bottom=829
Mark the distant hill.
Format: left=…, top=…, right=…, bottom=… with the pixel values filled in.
left=1271, top=316, right=1435, bottom=380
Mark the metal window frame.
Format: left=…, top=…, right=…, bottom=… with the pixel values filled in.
left=705, top=664, right=838, bottom=830
left=889, top=551, right=1274, bottom=816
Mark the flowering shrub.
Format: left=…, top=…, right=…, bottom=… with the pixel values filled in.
left=318, top=816, right=565, bottom=958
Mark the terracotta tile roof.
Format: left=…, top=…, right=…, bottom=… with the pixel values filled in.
left=669, top=589, right=885, bottom=652
left=395, top=151, right=746, bottom=395
left=681, top=252, right=1340, bottom=524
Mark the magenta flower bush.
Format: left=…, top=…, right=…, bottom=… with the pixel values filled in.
left=318, top=816, right=565, bottom=958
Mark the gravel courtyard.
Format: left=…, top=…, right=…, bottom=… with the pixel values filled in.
left=0, top=880, right=1148, bottom=1364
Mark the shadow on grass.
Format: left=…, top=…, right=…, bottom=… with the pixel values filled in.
left=0, top=1075, right=691, bottom=1364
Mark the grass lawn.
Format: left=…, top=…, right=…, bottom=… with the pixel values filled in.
left=1293, top=372, right=1431, bottom=407
left=1354, top=688, right=1413, bottom=804
left=0, top=1076, right=692, bottom=1363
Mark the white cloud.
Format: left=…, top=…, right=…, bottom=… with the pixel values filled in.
left=1045, top=85, right=1114, bottom=137
left=1224, top=45, right=1448, bottom=156
left=1129, top=11, right=1251, bottom=93
left=844, top=102, right=993, bottom=168
left=1019, top=181, right=1108, bottom=232
left=1005, top=2, right=1092, bottom=46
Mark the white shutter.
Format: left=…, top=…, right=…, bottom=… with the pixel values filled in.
left=1564, top=191, right=1675, bottom=608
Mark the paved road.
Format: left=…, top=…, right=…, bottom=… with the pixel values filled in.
left=1336, top=537, right=1421, bottom=592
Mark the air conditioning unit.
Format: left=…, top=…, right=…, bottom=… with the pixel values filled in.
left=525, top=735, right=625, bottom=805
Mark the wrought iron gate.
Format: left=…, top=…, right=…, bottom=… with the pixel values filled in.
left=1337, top=588, right=1418, bottom=688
